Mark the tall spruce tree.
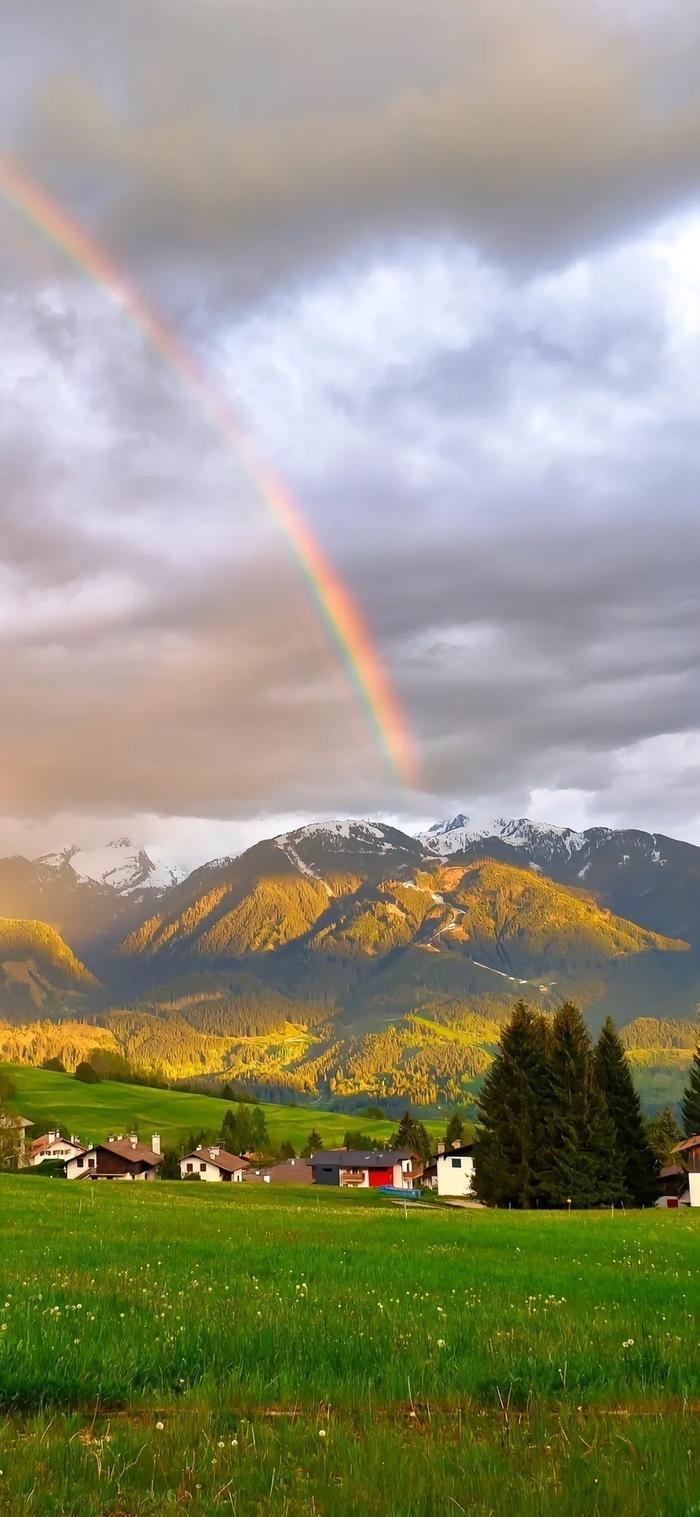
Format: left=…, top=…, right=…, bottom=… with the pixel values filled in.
left=391, top=1110, right=432, bottom=1163
left=541, top=1002, right=622, bottom=1208
left=473, top=1001, right=550, bottom=1208
left=681, top=1042, right=700, bottom=1137
left=646, top=1105, right=682, bottom=1165
left=594, top=1017, right=657, bottom=1205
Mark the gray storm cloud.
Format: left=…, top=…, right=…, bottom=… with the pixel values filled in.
left=1, top=0, right=700, bottom=857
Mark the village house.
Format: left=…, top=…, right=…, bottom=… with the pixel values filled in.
left=308, top=1148, right=421, bottom=1189
left=64, top=1133, right=163, bottom=1180
left=242, top=1156, right=314, bottom=1184
left=656, top=1164, right=688, bottom=1207
left=425, top=1141, right=475, bottom=1198
left=180, top=1145, right=248, bottom=1181
left=672, top=1134, right=700, bottom=1206
left=29, top=1131, right=85, bottom=1167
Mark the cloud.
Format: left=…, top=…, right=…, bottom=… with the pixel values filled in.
left=1, top=1, right=700, bottom=859
left=3, top=0, right=700, bottom=300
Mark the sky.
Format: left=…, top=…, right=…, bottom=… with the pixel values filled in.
left=2, top=0, right=700, bottom=872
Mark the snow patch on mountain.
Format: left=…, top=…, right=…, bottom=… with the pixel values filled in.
left=37, top=838, right=184, bottom=893
left=274, top=838, right=333, bottom=894
left=277, top=820, right=422, bottom=855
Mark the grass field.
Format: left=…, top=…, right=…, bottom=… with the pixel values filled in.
left=1, top=1062, right=441, bottom=1151
left=0, top=1176, right=698, bottom=1514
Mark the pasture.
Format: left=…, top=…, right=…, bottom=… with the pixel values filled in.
left=1, top=1061, right=432, bottom=1151
left=0, top=1177, right=698, bottom=1514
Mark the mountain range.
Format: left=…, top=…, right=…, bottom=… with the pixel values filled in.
left=0, top=816, right=697, bottom=1113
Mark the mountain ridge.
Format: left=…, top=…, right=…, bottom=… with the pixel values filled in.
left=0, top=814, right=698, bottom=1110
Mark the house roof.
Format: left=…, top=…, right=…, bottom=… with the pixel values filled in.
left=89, top=1139, right=163, bottom=1166
left=243, top=1158, right=314, bottom=1182
left=438, top=1144, right=474, bottom=1159
left=308, top=1149, right=414, bottom=1169
left=31, top=1134, right=84, bottom=1154
left=182, top=1147, right=247, bottom=1174
left=268, top=1159, right=314, bottom=1182
left=673, top=1134, right=700, bottom=1153
left=659, top=1164, right=686, bottom=1178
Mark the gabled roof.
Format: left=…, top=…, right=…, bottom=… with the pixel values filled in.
left=88, top=1139, right=163, bottom=1166
left=31, top=1134, right=84, bottom=1154
left=182, top=1147, right=247, bottom=1174
left=672, top=1135, right=700, bottom=1154
left=438, top=1144, right=474, bottom=1159
left=308, top=1149, right=414, bottom=1169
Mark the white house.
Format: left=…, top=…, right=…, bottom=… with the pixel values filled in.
left=180, top=1145, right=248, bottom=1182
left=29, top=1132, right=85, bottom=1167
left=435, top=1142, right=475, bottom=1198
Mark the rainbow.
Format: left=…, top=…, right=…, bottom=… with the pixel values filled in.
left=0, top=151, right=417, bottom=788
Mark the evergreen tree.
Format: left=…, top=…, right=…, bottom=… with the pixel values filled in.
left=219, top=1109, right=238, bottom=1151
left=249, top=1106, right=269, bottom=1154
left=42, top=1057, right=66, bottom=1074
left=160, top=1147, right=181, bottom=1179
left=646, top=1105, right=682, bottom=1165
left=445, top=1111, right=467, bottom=1148
left=541, top=1003, right=622, bottom=1208
left=343, top=1130, right=375, bottom=1151
left=302, top=1129, right=323, bottom=1158
left=390, top=1110, right=432, bottom=1163
left=279, top=1140, right=296, bottom=1160
left=473, top=1001, right=550, bottom=1208
left=594, top=1017, right=657, bottom=1205
left=221, top=1083, right=235, bottom=1102
left=681, top=1042, right=700, bottom=1137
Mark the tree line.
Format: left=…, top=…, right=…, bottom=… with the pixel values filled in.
left=474, top=1001, right=699, bottom=1208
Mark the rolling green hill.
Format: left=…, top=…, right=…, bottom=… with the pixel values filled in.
left=0, top=1062, right=432, bottom=1151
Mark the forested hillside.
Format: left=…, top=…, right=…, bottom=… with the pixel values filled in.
left=0, top=820, right=698, bottom=1108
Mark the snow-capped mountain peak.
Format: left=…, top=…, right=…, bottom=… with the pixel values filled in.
left=420, top=814, right=591, bottom=860
left=277, top=819, right=423, bottom=855
left=36, top=838, right=185, bottom=894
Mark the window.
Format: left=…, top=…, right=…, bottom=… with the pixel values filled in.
left=200, top=1162, right=206, bottom=1171
left=76, top=1156, right=84, bottom=1169
left=451, top=1157, right=462, bottom=1169
left=88, top=1157, right=96, bottom=1168
left=186, top=1163, right=193, bottom=1173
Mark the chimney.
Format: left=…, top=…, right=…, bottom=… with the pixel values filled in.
left=151, top=1133, right=161, bottom=1155
left=437, top=1140, right=445, bottom=1155
left=129, top=1133, right=138, bottom=1148
left=48, top=1131, right=57, bottom=1144
left=209, top=1146, right=219, bottom=1159
left=452, top=1140, right=461, bottom=1149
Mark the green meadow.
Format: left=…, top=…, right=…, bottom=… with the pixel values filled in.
left=0, top=1176, right=698, bottom=1514
left=2, top=1061, right=437, bottom=1151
